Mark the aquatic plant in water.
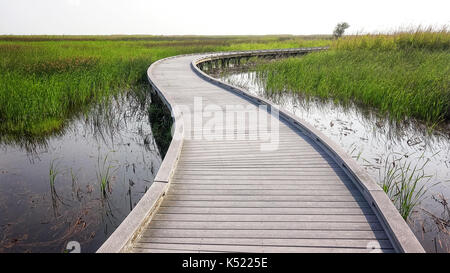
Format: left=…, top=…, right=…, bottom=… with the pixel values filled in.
left=380, top=152, right=437, bottom=220
left=49, top=159, right=65, bottom=217
left=96, top=152, right=118, bottom=197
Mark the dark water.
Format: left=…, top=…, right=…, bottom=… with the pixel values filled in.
left=0, top=88, right=162, bottom=253
left=215, top=69, right=450, bottom=253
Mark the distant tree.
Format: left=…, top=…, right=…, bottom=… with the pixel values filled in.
left=333, top=22, right=350, bottom=39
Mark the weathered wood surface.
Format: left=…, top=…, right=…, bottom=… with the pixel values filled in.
left=97, top=48, right=424, bottom=253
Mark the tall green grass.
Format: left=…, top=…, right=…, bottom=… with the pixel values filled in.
left=380, top=153, right=436, bottom=220
left=255, top=29, right=450, bottom=125
left=0, top=36, right=330, bottom=137
left=333, top=27, right=450, bottom=51
left=96, top=152, right=117, bottom=197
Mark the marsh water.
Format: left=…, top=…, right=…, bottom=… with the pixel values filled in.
left=0, top=88, right=162, bottom=253
left=210, top=67, right=450, bottom=253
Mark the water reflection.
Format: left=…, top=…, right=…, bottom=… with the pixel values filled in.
left=0, top=87, right=162, bottom=253
left=216, top=69, right=450, bottom=253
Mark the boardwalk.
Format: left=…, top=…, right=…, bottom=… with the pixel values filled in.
left=98, top=49, right=424, bottom=253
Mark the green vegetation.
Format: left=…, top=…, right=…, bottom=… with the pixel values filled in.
left=96, top=152, right=117, bottom=197
left=380, top=153, right=436, bottom=220
left=49, top=158, right=64, bottom=215
left=49, top=159, right=59, bottom=188
left=255, top=29, right=450, bottom=125
left=0, top=35, right=331, bottom=138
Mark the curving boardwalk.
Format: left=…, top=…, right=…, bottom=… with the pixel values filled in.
left=98, top=48, right=424, bottom=253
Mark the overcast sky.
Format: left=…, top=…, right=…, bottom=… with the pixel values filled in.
left=0, top=0, right=449, bottom=35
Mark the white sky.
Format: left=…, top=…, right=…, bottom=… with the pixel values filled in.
left=0, top=0, right=449, bottom=35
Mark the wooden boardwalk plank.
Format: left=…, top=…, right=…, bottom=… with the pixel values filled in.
left=156, top=207, right=375, bottom=215
left=152, top=213, right=381, bottom=223
left=170, top=180, right=356, bottom=186
left=169, top=184, right=356, bottom=191
left=142, top=229, right=389, bottom=240
left=148, top=221, right=384, bottom=231
left=165, top=195, right=367, bottom=202
left=166, top=189, right=363, bottom=196
left=133, top=243, right=395, bottom=253
left=160, top=200, right=369, bottom=208
left=137, top=237, right=393, bottom=249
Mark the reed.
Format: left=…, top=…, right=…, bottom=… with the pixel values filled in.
left=255, top=28, right=450, bottom=125
left=96, top=152, right=118, bottom=197
left=333, top=26, right=450, bottom=51
left=49, top=159, right=59, bottom=188
left=380, top=152, right=437, bottom=220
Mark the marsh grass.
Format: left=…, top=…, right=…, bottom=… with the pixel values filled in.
left=49, top=159, right=65, bottom=216
left=255, top=28, right=450, bottom=125
left=96, top=152, right=118, bottom=197
left=333, top=27, right=450, bottom=51
left=49, top=159, right=59, bottom=188
left=380, top=152, right=438, bottom=220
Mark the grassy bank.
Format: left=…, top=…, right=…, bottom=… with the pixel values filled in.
left=255, top=29, right=450, bottom=125
left=0, top=36, right=331, bottom=138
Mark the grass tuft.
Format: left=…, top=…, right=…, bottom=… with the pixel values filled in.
left=96, top=152, right=118, bottom=197
left=380, top=153, right=438, bottom=220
